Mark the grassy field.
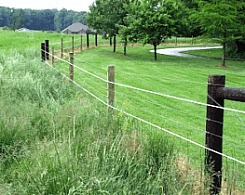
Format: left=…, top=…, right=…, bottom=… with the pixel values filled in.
left=1, top=30, right=245, bottom=194
left=0, top=29, right=109, bottom=55
left=54, top=39, right=245, bottom=189
left=183, top=48, right=223, bottom=59
left=0, top=31, right=201, bottom=194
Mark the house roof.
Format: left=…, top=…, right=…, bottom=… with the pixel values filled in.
left=62, top=22, right=91, bottom=34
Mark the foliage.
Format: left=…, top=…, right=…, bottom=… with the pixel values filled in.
left=0, top=6, right=87, bottom=31
left=125, top=0, right=187, bottom=60
left=87, top=0, right=131, bottom=53
left=8, top=9, right=25, bottom=31
left=193, top=0, right=245, bottom=65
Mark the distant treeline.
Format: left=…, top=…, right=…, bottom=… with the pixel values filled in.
left=0, top=6, right=87, bottom=31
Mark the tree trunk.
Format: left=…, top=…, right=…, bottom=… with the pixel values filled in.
left=110, top=37, right=112, bottom=46
left=113, top=35, right=116, bottom=53
left=154, top=44, right=157, bottom=61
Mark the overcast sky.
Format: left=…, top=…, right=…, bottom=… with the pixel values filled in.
left=0, top=0, right=95, bottom=12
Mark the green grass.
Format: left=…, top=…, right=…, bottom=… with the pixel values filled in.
left=183, top=48, right=223, bottom=59
left=1, top=30, right=245, bottom=193
left=55, top=43, right=245, bottom=190
left=0, top=29, right=110, bottom=55
left=0, top=31, right=209, bottom=194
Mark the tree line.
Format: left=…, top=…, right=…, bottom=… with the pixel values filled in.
left=87, top=0, right=245, bottom=64
left=0, top=6, right=87, bottom=31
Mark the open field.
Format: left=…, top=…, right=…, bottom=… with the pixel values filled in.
left=0, top=30, right=109, bottom=54
left=1, top=30, right=245, bottom=193
left=53, top=40, right=245, bottom=189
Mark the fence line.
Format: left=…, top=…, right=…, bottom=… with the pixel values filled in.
left=45, top=48, right=245, bottom=149
left=42, top=59, right=245, bottom=168
left=41, top=49, right=245, bottom=164
left=116, top=91, right=245, bottom=148
left=40, top=39, right=245, bottom=193
left=41, top=47, right=245, bottom=117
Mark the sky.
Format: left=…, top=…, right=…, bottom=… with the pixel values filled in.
left=0, top=0, right=95, bottom=12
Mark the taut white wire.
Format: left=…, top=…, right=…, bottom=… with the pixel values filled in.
left=43, top=49, right=245, bottom=115
left=43, top=60, right=245, bottom=166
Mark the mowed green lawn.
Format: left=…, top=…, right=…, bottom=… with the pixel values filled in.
left=1, top=30, right=245, bottom=189
left=54, top=43, right=245, bottom=186
left=0, top=29, right=109, bottom=54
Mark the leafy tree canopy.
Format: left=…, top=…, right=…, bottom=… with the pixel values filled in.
left=193, top=0, right=245, bottom=65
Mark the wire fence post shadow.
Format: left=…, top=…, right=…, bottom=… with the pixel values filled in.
left=205, top=75, right=225, bottom=195
left=108, top=66, right=115, bottom=116
left=69, top=52, right=74, bottom=82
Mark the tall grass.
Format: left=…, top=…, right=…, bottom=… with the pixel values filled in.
left=0, top=36, right=203, bottom=193
left=54, top=42, right=245, bottom=192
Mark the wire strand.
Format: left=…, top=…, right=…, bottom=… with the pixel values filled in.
left=43, top=60, right=245, bottom=166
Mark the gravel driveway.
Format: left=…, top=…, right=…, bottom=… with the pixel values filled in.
left=150, top=46, right=222, bottom=59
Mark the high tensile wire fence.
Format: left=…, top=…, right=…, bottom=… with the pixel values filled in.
left=41, top=37, right=245, bottom=194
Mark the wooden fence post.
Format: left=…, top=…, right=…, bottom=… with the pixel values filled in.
left=205, top=75, right=225, bottom=195
left=72, top=36, right=74, bottom=53
left=95, top=33, right=98, bottom=47
left=113, top=35, right=116, bottom=52
left=108, top=66, right=115, bottom=115
left=45, top=40, right=49, bottom=60
left=175, top=36, right=178, bottom=46
left=51, top=47, right=54, bottom=65
left=69, top=52, right=74, bottom=81
left=87, top=33, right=89, bottom=48
left=41, top=43, right=45, bottom=62
left=61, top=38, right=64, bottom=59
left=80, top=35, right=83, bottom=52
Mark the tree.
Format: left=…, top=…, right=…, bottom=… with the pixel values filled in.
left=0, top=7, right=10, bottom=27
left=228, top=1, right=245, bottom=58
left=194, top=0, right=241, bottom=66
left=87, top=0, right=130, bottom=53
left=181, top=0, right=202, bottom=37
left=8, top=9, right=24, bottom=31
left=126, top=0, right=186, bottom=60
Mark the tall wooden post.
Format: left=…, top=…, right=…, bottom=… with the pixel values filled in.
left=51, top=47, right=54, bottom=65
left=61, top=38, right=64, bottom=59
left=72, top=36, right=74, bottom=53
left=113, top=35, right=116, bottom=52
left=205, top=75, right=225, bottom=195
left=41, top=43, right=45, bottom=62
left=45, top=40, right=49, bottom=60
left=95, top=33, right=98, bottom=47
left=108, top=66, right=115, bottom=115
left=69, top=52, right=74, bottom=81
left=87, top=33, right=89, bottom=48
